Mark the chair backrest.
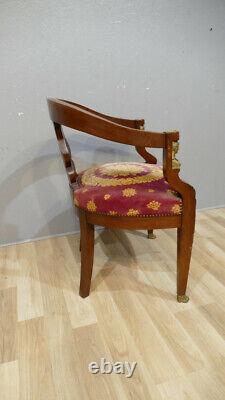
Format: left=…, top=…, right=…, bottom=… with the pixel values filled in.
left=47, top=98, right=167, bottom=187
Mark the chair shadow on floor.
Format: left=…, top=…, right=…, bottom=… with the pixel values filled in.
left=69, top=227, right=176, bottom=302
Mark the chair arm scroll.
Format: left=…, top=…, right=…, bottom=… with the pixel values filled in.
left=47, top=98, right=166, bottom=148
left=135, top=121, right=157, bottom=164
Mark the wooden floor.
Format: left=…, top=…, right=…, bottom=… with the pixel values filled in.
left=0, top=208, right=225, bottom=399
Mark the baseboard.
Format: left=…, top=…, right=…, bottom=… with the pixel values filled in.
left=197, top=204, right=225, bottom=211
left=0, top=230, right=80, bottom=248
left=0, top=225, right=105, bottom=248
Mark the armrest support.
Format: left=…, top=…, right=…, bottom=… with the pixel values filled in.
left=163, top=132, right=196, bottom=203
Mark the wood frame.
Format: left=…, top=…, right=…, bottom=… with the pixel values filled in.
left=47, top=98, right=196, bottom=302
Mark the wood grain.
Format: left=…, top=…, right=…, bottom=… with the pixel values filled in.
left=0, top=361, right=19, bottom=400
left=0, top=287, right=17, bottom=363
left=17, top=317, right=56, bottom=400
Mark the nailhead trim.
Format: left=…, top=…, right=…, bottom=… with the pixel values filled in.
left=75, top=205, right=182, bottom=218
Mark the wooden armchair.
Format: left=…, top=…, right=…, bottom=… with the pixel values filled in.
left=47, top=98, right=196, bottom=302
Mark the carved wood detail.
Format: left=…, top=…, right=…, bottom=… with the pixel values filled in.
left=135, top=121, right=157, bottom=164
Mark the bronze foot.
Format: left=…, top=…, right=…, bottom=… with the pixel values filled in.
left=147, top=229, right=156, bottom=239
left=177, top=294, right=189, bottom=303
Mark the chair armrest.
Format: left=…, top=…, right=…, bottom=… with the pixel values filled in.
left=59, top=99, right=144, bottom=129
left=47, top=98, right=166, bottom=148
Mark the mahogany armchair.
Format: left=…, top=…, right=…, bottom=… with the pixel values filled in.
left=47, top=98, right=196, bottom=302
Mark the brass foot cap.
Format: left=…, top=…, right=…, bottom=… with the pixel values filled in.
left=177, top=294, right=189, bottom=303
left=148, top=232, right=156, bottom=239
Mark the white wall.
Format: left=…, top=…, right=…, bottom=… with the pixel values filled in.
left=1, top=0, right=225, bottom=245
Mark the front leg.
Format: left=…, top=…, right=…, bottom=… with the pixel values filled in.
left=79, top=210, right=95, bottom=298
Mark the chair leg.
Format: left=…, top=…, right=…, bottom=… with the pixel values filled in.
left=147, top=229, right=156, bottom=239
left=177, top=220, right=195, bottom=303
left=79, top=211, right=94, bottom=298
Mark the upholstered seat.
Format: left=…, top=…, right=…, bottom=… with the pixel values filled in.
left=74, top=162, right=182, bottom=217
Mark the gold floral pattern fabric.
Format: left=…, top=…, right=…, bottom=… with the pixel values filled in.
left=147, top=201, right=161, bottom=210
left=122, top=188, right=137, bottom=197
left=74, top=162, right=182, bottom=217
left=86, top=200, right=97, bottom=212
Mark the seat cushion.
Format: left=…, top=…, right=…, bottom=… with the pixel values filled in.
left=74, top=162, right=182, bottom=217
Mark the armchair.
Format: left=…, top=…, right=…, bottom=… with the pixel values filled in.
left=47, top=98, right=196, bottom=302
